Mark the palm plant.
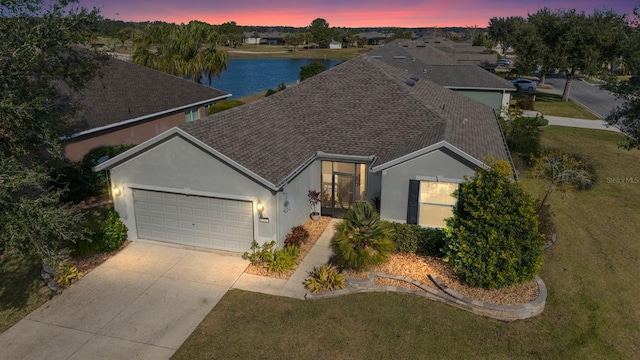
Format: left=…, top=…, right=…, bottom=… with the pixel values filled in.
left=330, top=201, right=394, bottom=270
left=132, top=22, right=228, bottom=84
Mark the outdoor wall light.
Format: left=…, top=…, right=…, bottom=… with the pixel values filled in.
left=112, top=186, right=122, bottom=197
left=256, top=200, right=265, bottom=217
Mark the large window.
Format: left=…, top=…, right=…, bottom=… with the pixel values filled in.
left=418, top=181, right=458, bottom=228
left=185, top=107, right=200, bottom=122
left=321, top=161, right=367, bottom=217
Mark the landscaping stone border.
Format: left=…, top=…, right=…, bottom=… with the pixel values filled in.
left=305, top=272, right=547, bottom=322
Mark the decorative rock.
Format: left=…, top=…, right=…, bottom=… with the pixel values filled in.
left=306, top=271, right=547, bottom=322
left=41, top=266, right=63, bottom=295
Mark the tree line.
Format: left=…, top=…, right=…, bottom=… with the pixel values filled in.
left=488, top=6, right=640, bottom=149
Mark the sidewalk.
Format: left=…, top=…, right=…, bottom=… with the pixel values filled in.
left=231, top=219, right=338, bottom=299
left=521, top=110, right=620, bottom=133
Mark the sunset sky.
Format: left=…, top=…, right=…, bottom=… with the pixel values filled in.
left=79, top=0, right=635, bottom=28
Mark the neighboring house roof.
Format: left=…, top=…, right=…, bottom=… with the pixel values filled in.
left=243, top=31, right=287, bottom=39
left=171, top=55, right=509, bottom=187
left=355, top=32, right=388, bottom=39
left=368, top=42, right=515, bottom=91
left=69, top=57, right=230, bottom=137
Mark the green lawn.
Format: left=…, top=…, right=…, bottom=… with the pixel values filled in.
left=530, top=92, right=600, bottom=120
left=173, top=126, right=640, bottom=359
left=0, top=256, right=52, bottom=333
left=0, top=203, right=114, bottom=333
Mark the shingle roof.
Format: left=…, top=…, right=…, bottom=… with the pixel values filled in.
left=368, top=42, right=515, bottom=90
left=71, top=57, right=229, bottom=133
left=181, top=55, right=510, bottom=187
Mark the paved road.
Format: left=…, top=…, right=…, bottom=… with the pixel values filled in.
left=543, top=77, right=624, bottom=119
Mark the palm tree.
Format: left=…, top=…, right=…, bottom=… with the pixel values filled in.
left=330, top=202, right=394, bottom=270
left=132, top=22, right=228, bottom=84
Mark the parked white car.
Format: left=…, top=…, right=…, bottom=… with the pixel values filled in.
left=511, top=78, right=537, bottom=92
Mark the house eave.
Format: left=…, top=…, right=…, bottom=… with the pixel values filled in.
left=94, top=127, right=279, bottom=192
left=63, top=93, right=231, bottom=140
left=444, top=86, right=516, bottom=92
left=371, top=141, right=486, bottom=173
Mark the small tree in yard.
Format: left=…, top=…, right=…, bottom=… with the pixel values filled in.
left=530, top=150, right=594, bottom=213
left=444, top=160, right=545, bottom=289
left=499, top=108, right=541, bottom=157
left=330, top=202, right=394, bottom=271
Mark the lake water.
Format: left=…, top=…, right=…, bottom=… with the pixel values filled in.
left=201, top=58, right=343, bottom=99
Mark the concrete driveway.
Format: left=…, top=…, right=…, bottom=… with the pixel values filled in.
left=0, top=241, right=248, bottom=360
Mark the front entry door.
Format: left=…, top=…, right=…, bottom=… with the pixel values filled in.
left=332, top=173, right=355, bottom=217
left=321, top=161, right=367, bottom=218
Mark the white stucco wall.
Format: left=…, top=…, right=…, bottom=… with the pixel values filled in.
left=276, top=160, right=321, bottom=245
left=108, top=136, right=276, bottom=245
left=379, top=148, right=477, bottom=223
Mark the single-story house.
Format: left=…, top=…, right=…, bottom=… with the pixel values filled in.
left=329, top=40, right=343, bottom=49
left=63, top=57, right=230, bottom=162
left=368, top=40, right=515, bottom=111
left=243, top=32, right=286, bottom=45
left=355, top=32, right=389, bottom=45
left=95, top=55, right=512, bottom=253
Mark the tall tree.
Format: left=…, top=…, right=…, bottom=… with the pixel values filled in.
left=488, top=16, right=524, bottom=55
left=217, top=21, right=243, bottom=47
left=309, top=18, right=332, bottom=48
left=132, top=21, right=228, bottom=84
left=509, top=8, right=629, bottom=101
left=1, top=0, right=104, bottom=266
left=284, top=33, right=303, bottom=51
left=604, top=7, right=640, bottom=149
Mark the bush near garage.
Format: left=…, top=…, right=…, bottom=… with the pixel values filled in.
left=99, top=211, right=128, bottom=252
left=284, top=225, right=310, bottom=247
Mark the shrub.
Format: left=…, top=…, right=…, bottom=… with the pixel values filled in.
left=530, top=150, right=595, bottom=212
left=55, top=263, right=83, bottom=287
left=242, top=241, right=299, bottom=273
left=265, top=82, right=286, bottom=96
left=305, top=264, right=346, bottom=294
left=99, top=211, right=128, bottom=252
left=387, top=222, right=419, bottom=253
left=207, top=99, right=244, bottom=115
left=444, top=160, right=545, bottom=289
left=516, top=96, right=535, bottom=110
left=242, top=240, right=276, bottom=265
left=330, top=202, right=394, bottom=270
left=499, top=108, right=541, bottom=157
left=386, top=222, right=446, bottom=257
left=284, top=225, right=309, bottom=247
left=56, top=144, right=135, bottom=203
left=299, top=62, right=325, bottom=81
left=415, top=227, right=446, bottom=257
left=265, top=246, right=300, bottom=273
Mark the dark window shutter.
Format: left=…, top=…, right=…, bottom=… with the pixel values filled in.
left=407, top=180, right=420, bottom=224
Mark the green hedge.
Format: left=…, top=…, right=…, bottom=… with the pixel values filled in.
left=386, top=222, right=446, bottom=257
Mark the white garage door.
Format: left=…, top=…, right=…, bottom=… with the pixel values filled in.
left=132, top=189, right=254, bottom=252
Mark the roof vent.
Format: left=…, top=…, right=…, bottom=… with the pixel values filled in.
left=416, top=44, right=426, bottom=47
left=393, top=56, right=406, bottom=59
left=410, top=74, right=420, bottom=81
left=405, top=79, right=415, bottom=86
left=371, top=55, right=382, bottom=59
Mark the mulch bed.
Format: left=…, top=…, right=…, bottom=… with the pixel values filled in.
left=370, top=253, right=539, bottom=305
left=243, top=217, right=539, bottom=305
left=243, top=216, right=332, bottom=280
